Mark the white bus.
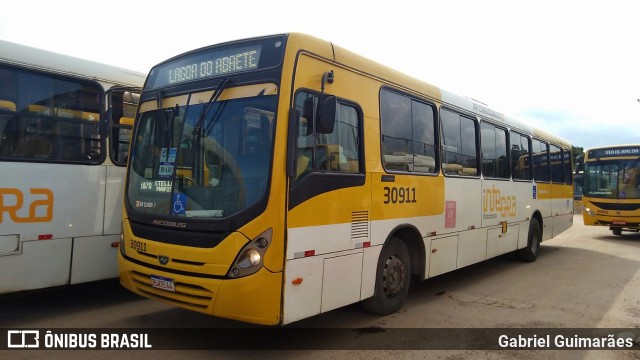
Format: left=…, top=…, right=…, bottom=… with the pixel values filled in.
left=0, top=40, right=145, bottom=294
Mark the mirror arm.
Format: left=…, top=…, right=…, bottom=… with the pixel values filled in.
left=317, top=70, right=335, bottom=123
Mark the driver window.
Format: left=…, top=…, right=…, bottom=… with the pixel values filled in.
left=293, top=91, right=361, bottom=183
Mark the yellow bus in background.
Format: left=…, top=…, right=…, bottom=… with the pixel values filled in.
left=582, top=145, right=640, bottom=235
left=118, top=33, right=573, bottom=325
left=0, top=40, right=144, bottom=294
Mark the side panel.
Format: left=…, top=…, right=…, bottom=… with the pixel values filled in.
left=281, top=248, right=363, bottom=323
left=104, top=165, right=126, bottom=235
left=321, top=253, right=363, bottom=313
left=552, top=184, right=574, bottom=237
left=429, top=234, right=458, bottom=277
left=536, top=183, right=554, bottom=240
left=487, top=225, right=519, bottom=258
left=70, top=235, right=119, bottom=284
left=0, top=162, right=107, bottom=293
left=0, top=163, right=106, bottom=238
left=0, top=238, right=72, bottom=293
left=457, top=228, right=487, bottom=268
left=283, top=256, right=324, bottom=324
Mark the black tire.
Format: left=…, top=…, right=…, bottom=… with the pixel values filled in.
left=362, top=237, right=411, bottom=315
left=612, top=228, right=622, bottom=236
left=517, top=218, right=541, bottom=262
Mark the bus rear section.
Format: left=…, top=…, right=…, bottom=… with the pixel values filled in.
left=582, top=145, right=640, bottom=235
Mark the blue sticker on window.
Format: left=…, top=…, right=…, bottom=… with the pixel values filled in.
left=159, top=147, right=177, bottom=178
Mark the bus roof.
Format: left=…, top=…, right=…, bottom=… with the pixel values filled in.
left=287, top=32, right=572, bottom=149
left=0, top=39, right=146, bottom=87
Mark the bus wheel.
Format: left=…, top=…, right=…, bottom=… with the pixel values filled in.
left=612, top=228, right=622, bottom=236
left=363, top=237, right=411, bottom=315
left=517, top=218, right=541, bottom=262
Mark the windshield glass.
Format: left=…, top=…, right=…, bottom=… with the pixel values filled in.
left=127, top=85, right=276, bottom=219
left=583, top=159, right=640, bottom=199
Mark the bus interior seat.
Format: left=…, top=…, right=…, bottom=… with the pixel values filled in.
left=0, top=100, right=16, bottom=112
left=0, top=100, right=16, bottom=155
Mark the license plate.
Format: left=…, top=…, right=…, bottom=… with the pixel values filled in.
left=612, top=220, right=626, bottom=225
left=151, top=275, right=175, bottom=292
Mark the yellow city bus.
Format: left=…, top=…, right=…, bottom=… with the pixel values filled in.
left=582, top=145, right=640, bottom=235
left=0, top=39, right=144, bottom=294
left=118, top=33, right=574, bottom=325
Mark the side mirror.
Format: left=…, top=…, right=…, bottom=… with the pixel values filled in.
left=316, top=95, right=336, bottom=134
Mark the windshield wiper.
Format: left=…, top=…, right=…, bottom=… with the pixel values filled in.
left=156, top=89, right=169, bottom=133
left=193, top=76, right=232, bottom=137
left=190, top=77, right=231, bottom=186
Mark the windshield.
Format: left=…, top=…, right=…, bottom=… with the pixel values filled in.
left=583, top=159, right=640, bottom=199
left=127, top=85, right=276, bottom=219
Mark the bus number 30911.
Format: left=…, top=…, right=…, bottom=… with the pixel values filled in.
left=130, top=240, right=147, bottom=252
left=383, top=186, right=417, bottom=204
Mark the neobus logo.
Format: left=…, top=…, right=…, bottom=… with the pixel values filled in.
left=482, top=185, right=516, bottom=219
left=151, top=219, right=187, bottom=228
left=0, top=188, right=53, bottom=223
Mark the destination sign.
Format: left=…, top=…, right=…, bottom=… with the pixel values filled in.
left=143, top=35, right=286, bottom=91
left=589, top=146, right=640, bottom=159
left=147, top=45, right=263, bottom=89
left=170, top=46, right=260, bottom=85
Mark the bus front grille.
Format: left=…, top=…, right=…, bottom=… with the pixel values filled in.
left=590, top=202, right=640, bottom=212
left=130, top=271, right=213, bottom=310
left=130, top=220, right=227, bottom=248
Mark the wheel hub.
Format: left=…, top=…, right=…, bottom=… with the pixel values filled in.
left=382, top=254, right=406, bottom=297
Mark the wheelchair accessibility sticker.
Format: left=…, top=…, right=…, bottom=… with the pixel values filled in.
left=172, top=193, right=187, bottom=215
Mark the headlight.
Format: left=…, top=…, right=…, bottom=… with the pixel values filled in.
left=228, top=228, right=272, bottom=278
left=585, top=207, right=594, bottom=216
left=238, top=249, right=261, bottom=268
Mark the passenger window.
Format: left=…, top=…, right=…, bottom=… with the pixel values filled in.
left=510, top=131, right=531, bottom=181
left=532, top=139, right=550, bottom=182
left=550, top=144, right=564, bottom=183
left=441, top=108, right=478, bottom=176
left=563, top=149, right=573, bottom=185
left=110, top=90, right=140, bottom=166
left=0, top=64, right=103, bottom=163
left=481, top=122, right=508, bottom=179
left=380, top=89, right=437, bottom=174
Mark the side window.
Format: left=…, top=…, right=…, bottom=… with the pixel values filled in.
left=380, top=89, right=437, bottom=174
left=550, top=144, right=564, bottom=183
left=109, top=90, right=140, bottom=166
left=293, top=91, right=361, bottom=182
left=510, top=131, right=531, bottom=181
left=481, top=122, right=508, bottom=179
left=563, top=148, right=573, bottom=185
left=532, top=139, right=550, bottom=182
left=441, top=108, right=478, bottom=176
left=0, top=64, right=103, bottom=163
left=380, top=90, right=412, bottom=171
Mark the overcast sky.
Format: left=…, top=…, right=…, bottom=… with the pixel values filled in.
left=1, top=0, right=639, bottom=150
